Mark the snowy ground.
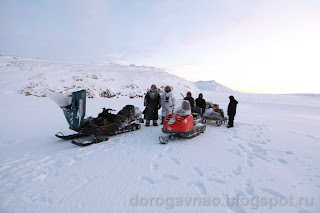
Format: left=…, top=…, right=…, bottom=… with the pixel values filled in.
left=0, top=57, right=319, bottom=213
left=0, top=92, right=319, bottom=213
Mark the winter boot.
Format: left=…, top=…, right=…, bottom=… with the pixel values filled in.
left=160, top=117, right=164, bottom=125
left=153, top=120, right=158, bottom=126
left=146, top=120, right=150, bottom=127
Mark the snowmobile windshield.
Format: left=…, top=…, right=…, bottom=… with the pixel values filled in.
left=173, top=100, right=191, bottom=115
left=48, top=91, right=73, bottom=108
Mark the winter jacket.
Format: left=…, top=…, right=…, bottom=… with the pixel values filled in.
left=184, top=96, right=195, bottom=109
left=228, top=99, right=238, bottom=117
left=161, top=91, right=176, bottom=117
left=161, top=91, right=176, bottom=107
left=195, top=97, right=206, bottom=112
left=144, top=89, right=161, bottom=120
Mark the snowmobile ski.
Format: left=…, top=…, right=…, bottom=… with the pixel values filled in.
left=55, top=132, right=88, bottom=140
left=71, top=137, right=109, bottom=147
left=159, top=135, right=179, bottom=144
left=159, top=126, right=205, bottom=144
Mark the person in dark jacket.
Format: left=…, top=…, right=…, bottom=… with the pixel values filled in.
left=184, top=92, right=195, bottom=109
left=144, top=84, right=161, bottom=126
left=227, top=95, right=238, bottom=128
left=195, top=93, right=206, bottom=114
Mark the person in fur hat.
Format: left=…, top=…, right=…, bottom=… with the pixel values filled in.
left=144, top=84, right=161, bottom=126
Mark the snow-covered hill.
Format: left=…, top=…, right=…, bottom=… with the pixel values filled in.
left=0, top=56, right=200, bottom=98
left=194, top=80, right=234, bottom=94
left=0, top=56, right=319, bottom=213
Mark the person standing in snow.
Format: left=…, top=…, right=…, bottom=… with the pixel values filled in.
left=195, top=93, right=206, bottom=114
left=184, top=92, right=195, bottom=109
left=144, top=84, right=161, bottom=126
left=160, top=86, right=176, bottom=124
left=227, top=95, right=238, bottom=128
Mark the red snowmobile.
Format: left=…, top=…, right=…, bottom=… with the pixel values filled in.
left=159, top=100, right=206, bottom=144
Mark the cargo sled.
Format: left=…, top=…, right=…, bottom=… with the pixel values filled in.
left=202, top=102, right=228, bottom=126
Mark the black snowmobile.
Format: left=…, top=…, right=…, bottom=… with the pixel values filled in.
left=51, top=90, right=143, bottom=146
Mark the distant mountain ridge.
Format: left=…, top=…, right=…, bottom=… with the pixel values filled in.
left=194, top=80, right=234, bottom=93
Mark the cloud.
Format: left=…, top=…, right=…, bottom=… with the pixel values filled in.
left=1, top=0, right=320, bottom=93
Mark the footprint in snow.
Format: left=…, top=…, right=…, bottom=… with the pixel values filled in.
left=151, top=163, right=159, bottom=171
left=170, top=157, right=180, bottom=164
left=226, top=189, right=247, bottom=213
left=246, top=160, right=254, bottom=167
left=193, top=166, right=204, bottom=176
left=247, top=143, right=268, bottom=156
left=238, top=144, right=245, bottom=150
left=228, top=149, right=242, bottom=157
left=244, top=179, right=254, bottom=195
left=232, top=135, right=242, bottom=139
left=165, top=147, right=172, bottom=153
left=185, top=181, right=207, bottom=195
left=278, top=158, right=288, bottom=164
left=265, top=138, right=271, bottom=143
left=154, top=153, right=163, bottom=160
left=139, top=176, right=156, bottom=184
left=251, top=139, right=266, bottom=145
left=162, top=174, right=180, bottom=181
left=260, top=188, right=285, bottom=198
left=246, top=152, right=255, bottom=160
left=206, top=177, right=226, bottom=184
left=232, top=165, right=242, bottom=176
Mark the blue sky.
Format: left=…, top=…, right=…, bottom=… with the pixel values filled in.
left=1, top=0, right=319, bottom=93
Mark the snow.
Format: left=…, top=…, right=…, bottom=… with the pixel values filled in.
left=0, top=56, right=320, bottom=213
left=48, top=91, right=73, bottom=108
left=0, top=56, right=200, bottom=98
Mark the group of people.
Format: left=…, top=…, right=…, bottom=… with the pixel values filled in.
left=143, top=84, right=175, bottom=126
left=143, top=84, right=238, bottom=128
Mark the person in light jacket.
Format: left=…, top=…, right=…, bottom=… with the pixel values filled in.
left=160, top=86, right=176, bottom=124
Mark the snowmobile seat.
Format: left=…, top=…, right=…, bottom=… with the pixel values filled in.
left=192, top=106, right=202, bottom=115
left=117, top=105, right=135, bottom=125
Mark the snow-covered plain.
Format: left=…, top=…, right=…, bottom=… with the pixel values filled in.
left=0, top=56, right=319, bottom=213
